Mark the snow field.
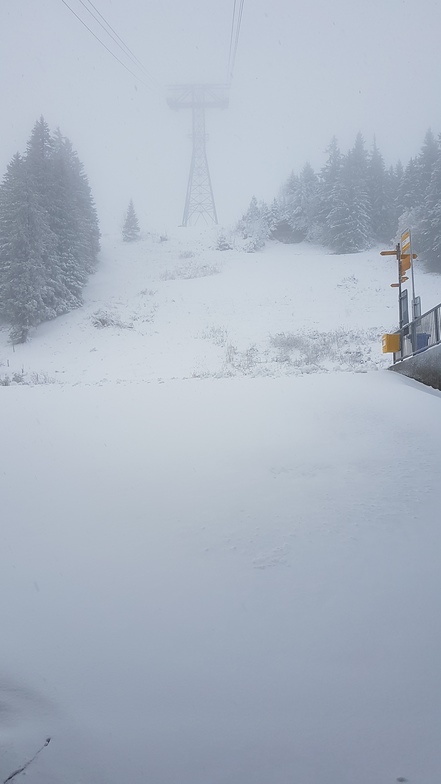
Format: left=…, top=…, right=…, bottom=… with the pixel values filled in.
left=1, top=229, right=441, bottom=784
left=2, top=227, right=431, bottom=385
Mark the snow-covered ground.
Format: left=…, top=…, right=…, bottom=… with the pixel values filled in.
left=0, top=228, right=420, bottom=385
left=1, top=230, right=441, bottom=784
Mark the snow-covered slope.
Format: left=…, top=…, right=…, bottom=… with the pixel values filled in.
left=2, top=228, right=431, bottom=385
left=1, top=231, right=441, bottom=784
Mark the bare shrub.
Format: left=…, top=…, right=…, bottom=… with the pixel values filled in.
left=224, top=343, right=259, bottom=373
left=0, top=370, right=55, bottom=386
left=270, top=328, right=380, bottom=369
left=92, top=310, right=133, bottom=329
left=202, top=325, right=229, bottom=346
left=161, top=263, right=220, bottom=281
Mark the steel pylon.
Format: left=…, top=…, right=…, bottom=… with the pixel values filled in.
left=167, top=84, right=229, bottom=226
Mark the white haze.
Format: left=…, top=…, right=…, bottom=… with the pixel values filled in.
left=2, top=0, right=441, bottom=233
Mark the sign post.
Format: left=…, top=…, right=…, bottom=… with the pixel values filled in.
left=380, top=233, right=418, bottom=329
left=401, top=228, right=418, bottom=318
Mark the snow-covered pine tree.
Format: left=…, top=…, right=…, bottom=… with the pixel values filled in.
left=395, top=157, right=424, bottom=250
left=417, top=129, right=438, bottom=197
left=418, top=134, right=441, bottom=270
left=298, top=162, right=319, bottom=241
left=317, top=137, right=342, bottom=245
left=0, top=153, right=57, bottom=341
left=25, top=116, right=54, bottom=207
left=278, top=173, right=302, bottom=242
left=387, top=162, right=403, bottom=238
left=56, top=132, right=100, bottom=274
left=397, top=158, right=421, bottom=218
left=400, top=130, right=440, bottom=264
left=0, top=118, right=100, bottom=340
left=49, top=130, right=91, bottom=310
left=326, top=134, right=372, bottom=253
left=237, top=196, right=267, bottom=250
left=267, top=197, right=293, bottom=242
left=367, top=139, right=392, bottom=243
left=122, top=200, right=140, bottom=242
left=278, top=164, right=319, bottom=242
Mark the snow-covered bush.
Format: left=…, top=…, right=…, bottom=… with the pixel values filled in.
left=216, top=231, right=233, bottom=251
left=161, top=263, right=220, bottom=280
left=92, top=310, right=133, bottom=329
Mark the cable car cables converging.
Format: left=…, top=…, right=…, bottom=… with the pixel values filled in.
left=59, top=0, right=162, bottom=93
left=61, top=0, right=244, bottom=93
left=227, top=0, right=245, bottom=82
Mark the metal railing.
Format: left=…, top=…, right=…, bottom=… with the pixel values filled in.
left=393, top=303, right=441, bottom=363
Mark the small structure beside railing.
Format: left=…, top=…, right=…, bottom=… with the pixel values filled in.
left=380, top=228, right=441, bottom=365
left=390, top=302, right=441, bottom=363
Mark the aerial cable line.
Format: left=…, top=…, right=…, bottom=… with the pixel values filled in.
left=78, top=0, right=146, bottom=73
left=82, top=0, right=161, bottom=87
left=60, top=0, right=162, bottom=94
left=227, top=0, right=245, bottom=82
left=227, top=0, right=237, bottom=81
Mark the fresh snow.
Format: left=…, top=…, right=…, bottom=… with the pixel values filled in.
left=1, top=229, right=441, bottom=784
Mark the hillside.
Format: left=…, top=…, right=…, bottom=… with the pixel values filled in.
left=1, top=228, right=429, bottom=385
left=1, top=231, right=441, bottom=784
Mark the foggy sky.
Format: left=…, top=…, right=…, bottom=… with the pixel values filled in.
left=1, top=0, right=441, bottom=233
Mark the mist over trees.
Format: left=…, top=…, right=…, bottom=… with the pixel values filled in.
left=238, top=129, right=441, bottom=273
left=0, top=117, right=100, bottom=342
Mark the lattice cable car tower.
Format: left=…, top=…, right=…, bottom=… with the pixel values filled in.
left=167, top=84, right=229, bottom=227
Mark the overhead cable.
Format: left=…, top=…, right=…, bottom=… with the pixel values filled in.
left=60, top=0, right=162, bottom=94
left=82, top=0, right=161, bottom=86
left=227, top=0, right=245, bottom=82
left=227, top=0, right=237, bottom=81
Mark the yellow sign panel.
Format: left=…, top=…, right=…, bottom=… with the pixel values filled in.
left=401, top=228, right=411, bottom=254
left=382, top=333, right=401, bottom=353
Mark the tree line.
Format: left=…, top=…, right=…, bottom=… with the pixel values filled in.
left=237, top=130, right=441, bottom=272
left=0, top=117, right=100, bottom=342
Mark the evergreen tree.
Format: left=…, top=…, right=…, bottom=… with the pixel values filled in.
left=0, top=154, right=57, bottom=341
left=326, top=135, right=372, bottom=253
left=236, top=126, right=441, bottom=269
left=367, top=139, right=391, bottom=243
left=50, top=130, right=91, bottom=309
left=279, top=172, right=301, bottom=240
left=317, top=136, right=342, bottom=244
left=418, top=134, right=441, bottom=270
left=25, top=116, right=55, bottom=208
left=0, top=118, right=100, bottom=341
left=237, top=196, right=268, bottom=250
left=265, top=196, right=294, bottom=243
left=290, top=162, right=319, bottom=241
left=388, top=162, right=403, bottom=235
left=122, top=200, right=140, bottom=242
left=279, top=168, right=319, bottom=243
left=397, top=158, right=421, bottom=214
left=417, top=128, right=438, bottom=197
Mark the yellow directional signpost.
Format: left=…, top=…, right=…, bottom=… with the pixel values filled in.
left=401, top=228, right=419, bottom=318
left=380, top=229, right=419, bottom=354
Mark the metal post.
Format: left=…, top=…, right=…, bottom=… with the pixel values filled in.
left=435, top=304, right=441, bottom=344
left=397, top=243, right=403, bottom=328
left=410, top=235, right=418, bottom=318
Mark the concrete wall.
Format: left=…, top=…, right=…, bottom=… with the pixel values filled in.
left=389, top=343, right=441, bottom=390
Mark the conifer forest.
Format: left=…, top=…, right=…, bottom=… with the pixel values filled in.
left=238, top=129, right=441, bottom=271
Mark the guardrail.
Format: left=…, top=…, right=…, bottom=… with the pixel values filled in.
left=393, top=303, right=441, bottom=363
